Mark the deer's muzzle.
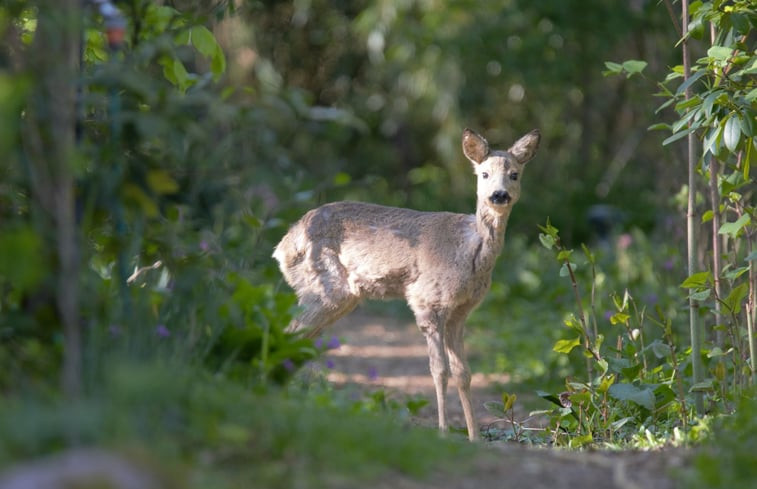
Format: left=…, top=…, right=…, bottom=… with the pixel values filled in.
left=489, top=190, right=511, bottom=205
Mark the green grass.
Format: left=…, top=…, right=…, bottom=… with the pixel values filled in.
left=0, top=360, right=474, bottom=488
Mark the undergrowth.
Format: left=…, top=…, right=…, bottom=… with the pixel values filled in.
left=0, top=361, right=472, bottom=488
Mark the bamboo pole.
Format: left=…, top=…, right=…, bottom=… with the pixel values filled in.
left=682, top=0, right=705, bottom=414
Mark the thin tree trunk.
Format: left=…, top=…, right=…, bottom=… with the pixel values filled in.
left=24, top=0, right=82, bottom=399
left=682, top=0, right=705, bottom=414
left=707, top=25, right=725, bottom=350
left=708, top=159, right=724, bottom=347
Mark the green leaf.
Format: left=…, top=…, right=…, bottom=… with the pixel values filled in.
left=147, top=169, right=179, bottom=194
left=718, top=214, right=751, bottom=238
left=690, top=288, right=712, bottom=301
left=603, top=61, right=623, bottom=76
left=559, top=262, right=577, bottom=277
left=723, top=113, right=742, bottom=152
left=622, top=59, right=647, bottom=77
left=553, top=336, right=581, bottom=354
left=648, top=123, right=671, bottom=131
left=608, top=383, right=655, bottom=410
left=701, top=210, right=714, bottom=223
left=597, top=374, right=613, bottom=393
left=690, top=379, right=715, bottom=392
left=702, top=90, right=723, bottom=118
left=502, top=393, right=517, bottom=411
left=190, top=26, right=218, bottom=57
left=723, top=282, right=748, bottom=314
left=539, top=233, right=555, bottom=250
left=680, top=270, right=712, bottom=288
left=675, top=69, right=705, bottom=95
left=610, top=312, right=630, bottom=325
left=648, top=339, right=672, bottom=359
left=707, top=45, right=733, bottom=61
left=662, top=125, right=697, bottom=146
left=563, top=315, right=583, bottom=333
left=610, top=417, right=634, bottom=432
left=556, top=249, right=573, bottom=261
left=569, top=433, right=593, bottom=448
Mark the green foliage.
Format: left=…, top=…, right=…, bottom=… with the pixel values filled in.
left=0, top=364, right=473, bottom=487
left=687, top=393, right=757, bottom=488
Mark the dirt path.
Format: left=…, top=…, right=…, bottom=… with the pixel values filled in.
left=322, top=310, right=509, bottom=431
left=320, top=309, right=687, bottom=489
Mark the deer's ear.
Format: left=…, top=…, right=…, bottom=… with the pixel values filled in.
left=508, top=129, right=541, bottom=165
left=462, top=128, right=489, bottom=164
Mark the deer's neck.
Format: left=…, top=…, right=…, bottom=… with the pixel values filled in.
left=474, top=201, right=509, bottom=272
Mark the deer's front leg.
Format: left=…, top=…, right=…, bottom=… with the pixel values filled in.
left=445, top=310, right=478, bottom=441
left=414, top=308, right=450, bottom=434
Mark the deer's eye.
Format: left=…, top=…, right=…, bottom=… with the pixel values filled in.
left=481, top=172, right=489, bottom=179
left=510, top=172, right=519, bottom=181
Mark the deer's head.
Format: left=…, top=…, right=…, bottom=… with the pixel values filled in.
left=463, top=128, right=540, bottom=215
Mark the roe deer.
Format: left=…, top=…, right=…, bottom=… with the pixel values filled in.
left=273, top=128, right=540, bottom=440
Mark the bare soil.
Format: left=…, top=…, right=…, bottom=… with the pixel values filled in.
left=322, top=309, right=688, bottom=489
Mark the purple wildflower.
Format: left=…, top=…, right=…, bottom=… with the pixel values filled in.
left=155, top=324, right=171, bottom=337
left=325, top=359, right=335, bottom=369
left=604, top=310, right=614, bottom=321
left=314, top=338, right=324, bottom=349
left=368, top=367, right=379, bottom=381
left=663, top=259, right=674, bottom=271
left=199, top=240, right=210, bottom=252
left=326, top=336, right=341, bottom=350
left=282, top=359, right=295, bottom=372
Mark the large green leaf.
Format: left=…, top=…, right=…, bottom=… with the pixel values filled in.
left=718, top=214, right=751, bottom=238
left=608, top=383, right=655, bottom=410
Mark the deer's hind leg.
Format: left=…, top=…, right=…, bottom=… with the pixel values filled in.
left=285, top=246, right=359, bottom=338
left=287, top=292, right=359, bottom=339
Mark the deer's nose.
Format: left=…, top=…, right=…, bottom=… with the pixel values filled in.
left=490, top=190, right=511, bottom=205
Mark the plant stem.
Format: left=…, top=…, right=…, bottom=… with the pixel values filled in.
left=682, top=0, right=705, bottom=414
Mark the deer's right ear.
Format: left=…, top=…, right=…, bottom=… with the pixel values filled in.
left=462, top=128, right=489, bottom=164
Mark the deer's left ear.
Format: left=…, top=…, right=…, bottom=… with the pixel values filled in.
left=508, top=129, right=541, bottom=165
left=462, top=128, right=489, bottom=164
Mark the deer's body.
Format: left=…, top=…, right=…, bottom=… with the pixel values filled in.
left=274, top=128, right=540, bottom=440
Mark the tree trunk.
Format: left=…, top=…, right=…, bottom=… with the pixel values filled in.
left=23, top=0, right=82, bottom=400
